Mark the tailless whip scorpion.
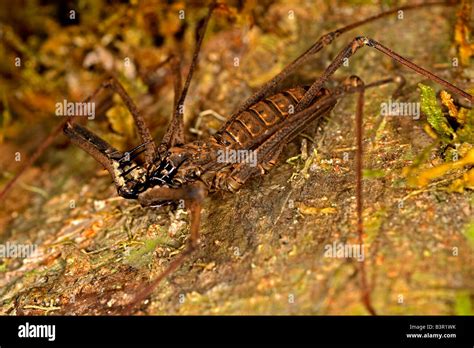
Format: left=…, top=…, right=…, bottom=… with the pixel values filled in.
left=1, top=1, right=472, bottom=313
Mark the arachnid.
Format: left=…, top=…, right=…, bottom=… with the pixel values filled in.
left=1, top=1, right=472, bottom=314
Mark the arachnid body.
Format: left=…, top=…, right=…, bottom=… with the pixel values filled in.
left=2, top=1, right=472, bottom=314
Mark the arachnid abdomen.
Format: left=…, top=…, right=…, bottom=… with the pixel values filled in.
left=213, top=87, right=309, bottom=149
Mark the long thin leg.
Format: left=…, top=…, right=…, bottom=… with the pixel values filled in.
left=0, top=1, right=458, bottom=203
left=227, top=75, right=399, bottom=231
left=99, top=77, right=158, bottom=166
left=160, top=1, right=218, bottom=150
left=222, top=77, right=389, bottom=315
left=0, top=82, right=110, bottom=202
left=296, top=36, right=472, bottom=112
left=0, top=75, right=158, bottom=202
left=171, top=54, right=183, bottom=116
left=231, top=0, right=458, bottom=117
left=125, top=182, right=208, bottom=312
left=0, top=120, right=66, bottom=202
left=354, top=79, right=364, bottom=239
left=350, top=76, right=377, bottom=316
left=224, top=77, right=397, bottom=189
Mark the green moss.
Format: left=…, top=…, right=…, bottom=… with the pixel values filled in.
left=419, top=83, right=454, bottom=142
left=463, top=220, right=474, bottom=247
left=457, top=108, right=474, bottom=144
left=454, top=291, right=473, bottom=315
left=363, top=168, right=386, bottom=179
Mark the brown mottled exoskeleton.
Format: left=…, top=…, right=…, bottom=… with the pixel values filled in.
left=4, top=1, right=473, bottom=311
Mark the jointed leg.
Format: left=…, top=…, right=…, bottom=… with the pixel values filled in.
left=0, top=81, right=112, bottom=202
left=350, top=75, right=377, bottom=316
left=223, top=76, right=396, bottom=316
left=0, top=1, right=460, bottom=203
left=297, top=37, right=472, bottom=112
left=98, top=77, right=158, bottom=166
left=65, top=75, right=158, bottom=166
left=231, top=1, right=459, bottom=117
left=223, top=76, right=398, bottom=198
left=171, top=54, right=183, bottom=118
left=125, top=182, right=208, bottom=311
left=160, top=1, right=218, bottom=150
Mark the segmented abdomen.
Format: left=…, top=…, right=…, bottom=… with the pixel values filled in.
left=213, top=86, right=308, bottom=148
